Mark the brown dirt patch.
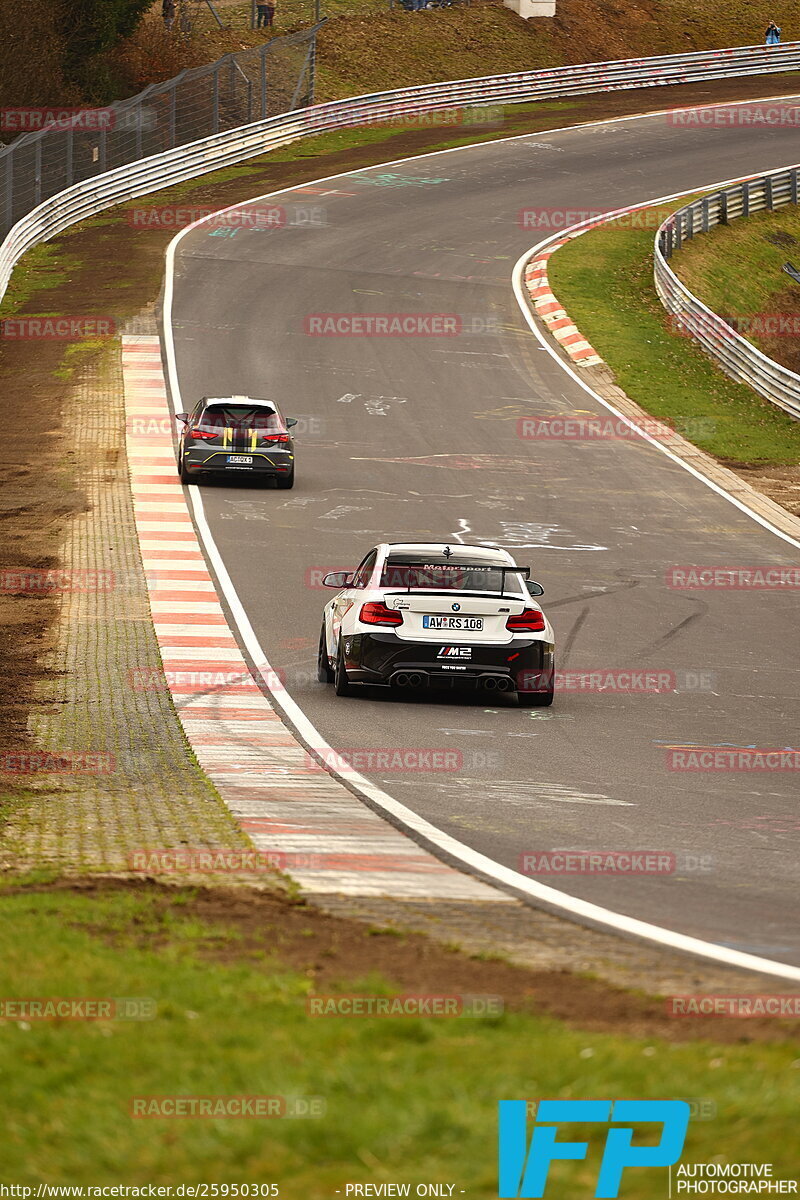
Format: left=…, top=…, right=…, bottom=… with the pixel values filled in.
left=21, top=877, right=799, bottom=1042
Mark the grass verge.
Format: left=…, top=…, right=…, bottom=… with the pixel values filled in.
left=547, top=203, right=800, bottom=466
left=672, top=202, right=800, bottom=378
left=1, top=883, right=798, bottom=1190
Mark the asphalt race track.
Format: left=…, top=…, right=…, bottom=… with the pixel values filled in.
left=167, top=101, right=800, bottom=966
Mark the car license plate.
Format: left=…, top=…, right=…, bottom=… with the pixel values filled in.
left=226, top=455, right=253, bottom=465
left=422, top=615, right=483, bottom=631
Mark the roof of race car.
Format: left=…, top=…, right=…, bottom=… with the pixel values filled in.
left=381, top=542, right=515, bottom=564
left=201, top=395, right=278, bottom=409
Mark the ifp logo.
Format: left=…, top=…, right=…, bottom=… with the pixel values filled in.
left=498, top=1100, right=690, bottom=1198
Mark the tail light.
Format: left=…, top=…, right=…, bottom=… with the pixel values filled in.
left=359, top=601, right=403, bottom=627
left=506, top=608, right=546, bottom=632
left=190, top=428, right=217, bottom=440
left=262, top=433, right=290, bottom=443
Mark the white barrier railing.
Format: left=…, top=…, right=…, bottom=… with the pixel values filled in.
left=5, top=42, right=800, bottom=302
left=655, top=166, right=800, bottom=421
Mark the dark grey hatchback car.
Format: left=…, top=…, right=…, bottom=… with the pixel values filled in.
left=176, top=396, right=297, bottom=487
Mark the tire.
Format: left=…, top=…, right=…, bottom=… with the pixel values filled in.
left=334, top=638, right=353, bottom=697
left=317, top=626, right=334, bottom=684
left=518, top=688, right=554, bottom=708
left=517, top=663, right=554, bottom=707
left=276, top=466, right=295, bottom=489
left=178, top=449, right=192, bottom=484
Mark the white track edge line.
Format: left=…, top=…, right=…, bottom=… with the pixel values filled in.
left=160, top=101, right=800, bottom=981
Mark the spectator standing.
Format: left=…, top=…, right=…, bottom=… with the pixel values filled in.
left=265, top=0, right=276, bottom=26
left=765, top=20, right=781, bottom=43
left=162, top=0, right=176, bottom=29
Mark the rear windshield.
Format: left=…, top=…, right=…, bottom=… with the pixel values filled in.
left=198, top=405, right=285, bottom=432
left=380, top=559, right=523, bottom=594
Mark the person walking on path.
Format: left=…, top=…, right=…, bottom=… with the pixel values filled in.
left=765, top=20, right=782, bottom=44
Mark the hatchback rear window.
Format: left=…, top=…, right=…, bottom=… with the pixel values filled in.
left=198, top=405, right=285, bottom=432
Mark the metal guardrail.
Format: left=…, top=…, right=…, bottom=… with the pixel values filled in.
left=0, top=24, right=323, bottom=240
left=4, top=42, right=800, bottom=305
left=655, top=165, right=800, bottom=421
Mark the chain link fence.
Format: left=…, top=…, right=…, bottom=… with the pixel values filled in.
left=0, top=21, right=324, bottom=239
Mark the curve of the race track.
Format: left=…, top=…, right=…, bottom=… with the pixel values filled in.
left=165, top=99, right=800, bottom=968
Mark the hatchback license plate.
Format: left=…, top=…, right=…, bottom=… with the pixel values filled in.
left=422, top=615, right=483, bottom=631
left=226, top=455, right=253, bottom=465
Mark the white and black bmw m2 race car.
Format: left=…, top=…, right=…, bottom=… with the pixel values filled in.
left=317, top=542, right=555, bottom=706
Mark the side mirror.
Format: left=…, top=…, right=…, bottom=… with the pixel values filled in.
left=286, top=417, right=298, bottom=428
left=322, top=571, right=353, bottom=588
left=526, top=580, right=545, bottom=598
left=175, top=412, right=189, bottom=423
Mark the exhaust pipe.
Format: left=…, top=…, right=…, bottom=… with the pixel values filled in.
left=495, top=676, right=513, bottom=693
left=407, top=672, right=423, bottom=688
left=483, top=677, right=498, bottom=691
left=395, top=673, right=411, bottom=687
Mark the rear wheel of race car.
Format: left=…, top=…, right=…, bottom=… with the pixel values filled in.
left=317, top=626, right=334, bottom=684
left=517, top=664, right=555, bottom=707
left=178, top=450, right=192, bottom=484
left=334, top=638, right=353, bottom=697
left=276, top=465, right=295, bottom=489
left=518, top=687, right=554, bottom=707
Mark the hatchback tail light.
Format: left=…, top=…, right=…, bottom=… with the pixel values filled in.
left=506, top=608, right=546, bottom=632
left=190, top=428, right=217, bottom=440
left=359, top=601, right=403, bottom=627
left=262, top=433, right=290, bottom=443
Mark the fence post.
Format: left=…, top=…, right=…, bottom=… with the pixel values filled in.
left=66, top=128, right=74, bottom=187
left=260, top=44, right=268, bottom=119
left=792, top=167, right=799, bottom=206
left=719, top=191, right=728, bottom=225
left=169, top=81, right=178, bottom=148
left=701, top=196, right=710, bottom=233
left=251, top=0, right=257, bottom=28
left=213, top=65, right=220, bottom=133
left=135, top=102, right=143, bottom=159
left=742, top=180, right=750, bottom=218
left=3, top=151, right=12, bottom=236
left=309, top=30, right=318, bottom=104
left=764, top=175, right=773, bottom=211
left=34, top=137, right=42, bottom=206
left=685, top=205, right=693, bottom=240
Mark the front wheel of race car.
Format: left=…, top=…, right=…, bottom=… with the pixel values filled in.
left=334, top=638, right=353, bottom=697
left=317, top=626, right=334, bottom=684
